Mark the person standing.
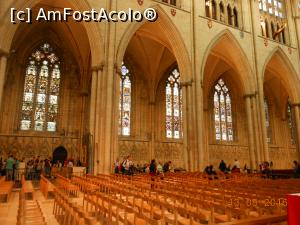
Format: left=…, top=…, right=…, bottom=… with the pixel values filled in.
left=44, top=158, right=51, bottom=178
left=219, top=160, right=226, bottom=172
left=6, top=155, right=15, bottom=181
left=123, top=156, right=133, bottom=175
left=149, top=159, right=157, bottom=189
left=114, top=158, right=120, bottom=174
left=149, top=159, right=157, bottom=176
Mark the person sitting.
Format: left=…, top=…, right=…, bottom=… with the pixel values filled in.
left=225, top=164, right=231, bottom=174
left=243, top=164, right=249, bottom=173
left=232, top=159, right=240, bottom=173
left=293, top=160, right=300, bottom=178
left=204, top=165, right=216, bottom=175
left=157, top=161, right=163, bottom=175
left=231, top=165, right=239, bottom=173
left=163, top=161, right=172, bottom=173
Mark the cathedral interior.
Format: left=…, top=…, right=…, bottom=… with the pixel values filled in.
left=0, top=0, right=300, bottom=224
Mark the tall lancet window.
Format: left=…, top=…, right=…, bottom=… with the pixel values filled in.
left=214, top=78, right=233, bottom=141
left=287, top=103, right=296, bottom=145
left=20, top=43, right=61, bottom=132
left=119, top=63, right=131, bottom=136
left=166, top=68, right=182, bottom=139
left=264, top=98, right=272, bottom=143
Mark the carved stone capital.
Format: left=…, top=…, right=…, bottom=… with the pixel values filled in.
left=92, top=62, right=104, bottom=72
left=0, top=49, right=9, bottom=58
left=181, top=79, right=193, bottom=87
left=243, top=93, right=256, bottom=99
left=291, top=103, right=300, bottom=108
left=114, top=63, right=122, bottom=76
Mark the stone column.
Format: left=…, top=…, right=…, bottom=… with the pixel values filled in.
left=251, top=96, right=262, bottom=166
left=244, top=94, right=256, bottom=170
left=181, top=82, right=189, bottom=170
left=90, top=69, right=98, bottom=138
left=257, top=80, right=269, bottom=162
left=149, top=101, right=155, bottom=160
left=90, top=65, right=104, bottom=174
left=186, top=83, right=194, bottom=171
left=292, top=104, right=300, bottom=161
left=0, top=54, right=8, bottom=110
left=181, top=80, right=194, bottom=171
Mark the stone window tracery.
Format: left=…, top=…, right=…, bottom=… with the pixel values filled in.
left=205, top=0, right=240, bottom=28
left=259, top=0, right=287, bottom=44
left=214, top=78, right=233, bottom=141
left=287, top=103, right=296, bottom=145
left=166, top=68, right=182, bottom=139
left=20, top=43, right=61, bottom=132
left=119, top=63, right=132, bottom=136
left=264, top=98, right=272, bottom=143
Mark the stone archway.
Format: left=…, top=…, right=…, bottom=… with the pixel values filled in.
left=202, top=29, right=256, bottom=170
left=0, top=0, right=104, bottom=67
left=263, top=47, right=300, bottom=166
left=52, top=146, right=68, bottom=164
left=114, top=5, right=192, bottom=170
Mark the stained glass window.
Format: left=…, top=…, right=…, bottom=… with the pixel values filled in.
left=214, top=78, right=233, bottom=141
left=264, top=98, right=272, bottom=143
left=119, top=63, right=131, bottom=136
left=20, top=43, right=61, bottom=132
left=259, top=0, right=285, bottom=18
left=287, top=103, right=296, bottom=145
left=166, top=68, right=182, bottom=139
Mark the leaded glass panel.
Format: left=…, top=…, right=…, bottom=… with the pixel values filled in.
left=20, top=43, right=61, bottom=132
left=165, top=68, right=182, bottom=139
left=119, top=63, right=131, bottom=136
left=214, top=78, right=233, bottom=141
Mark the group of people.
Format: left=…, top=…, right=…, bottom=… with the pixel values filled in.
left=0, top=155, right=82, bottom=181
left=204, top=159, right=300, bottom=178
left=114, top=156, right=172, bottom=176
left=204, top=159, right=246, bottom=175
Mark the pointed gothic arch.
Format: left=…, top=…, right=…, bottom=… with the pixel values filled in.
left=0, top=0, right=104, bottom=67
left=116, top=5, right=192, bottom=83
left=201, top=29, right=254, bottom=100
left=262, top=47, right=300, bottom=104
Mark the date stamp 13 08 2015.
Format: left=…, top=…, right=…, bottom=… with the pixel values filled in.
left=226, top=198, right=287, bottom=208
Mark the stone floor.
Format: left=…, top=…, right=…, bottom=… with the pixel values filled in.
left=0, top=189, right=59, bottom=225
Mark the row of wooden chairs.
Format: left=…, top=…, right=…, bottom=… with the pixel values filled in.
left=55, top=174, right=79, bottom=197
left=90, top=174, right=288, bottom=214
left=71, top=175, right=99, bottom=193
left=77, top=175, right=288, bottom=222
left=53, top=187, right=100, bottom=225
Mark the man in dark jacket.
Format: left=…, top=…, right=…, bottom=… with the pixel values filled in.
left=219, top=160, right=226, bottom=172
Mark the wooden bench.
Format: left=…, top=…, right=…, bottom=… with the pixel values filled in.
left=17, top=187, right=46, bottom=225
left=0, top=176, right=14, bottom=202
left=21, top=175, right=34, bottom=200
left=40, top=175, right=54, bottom=199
